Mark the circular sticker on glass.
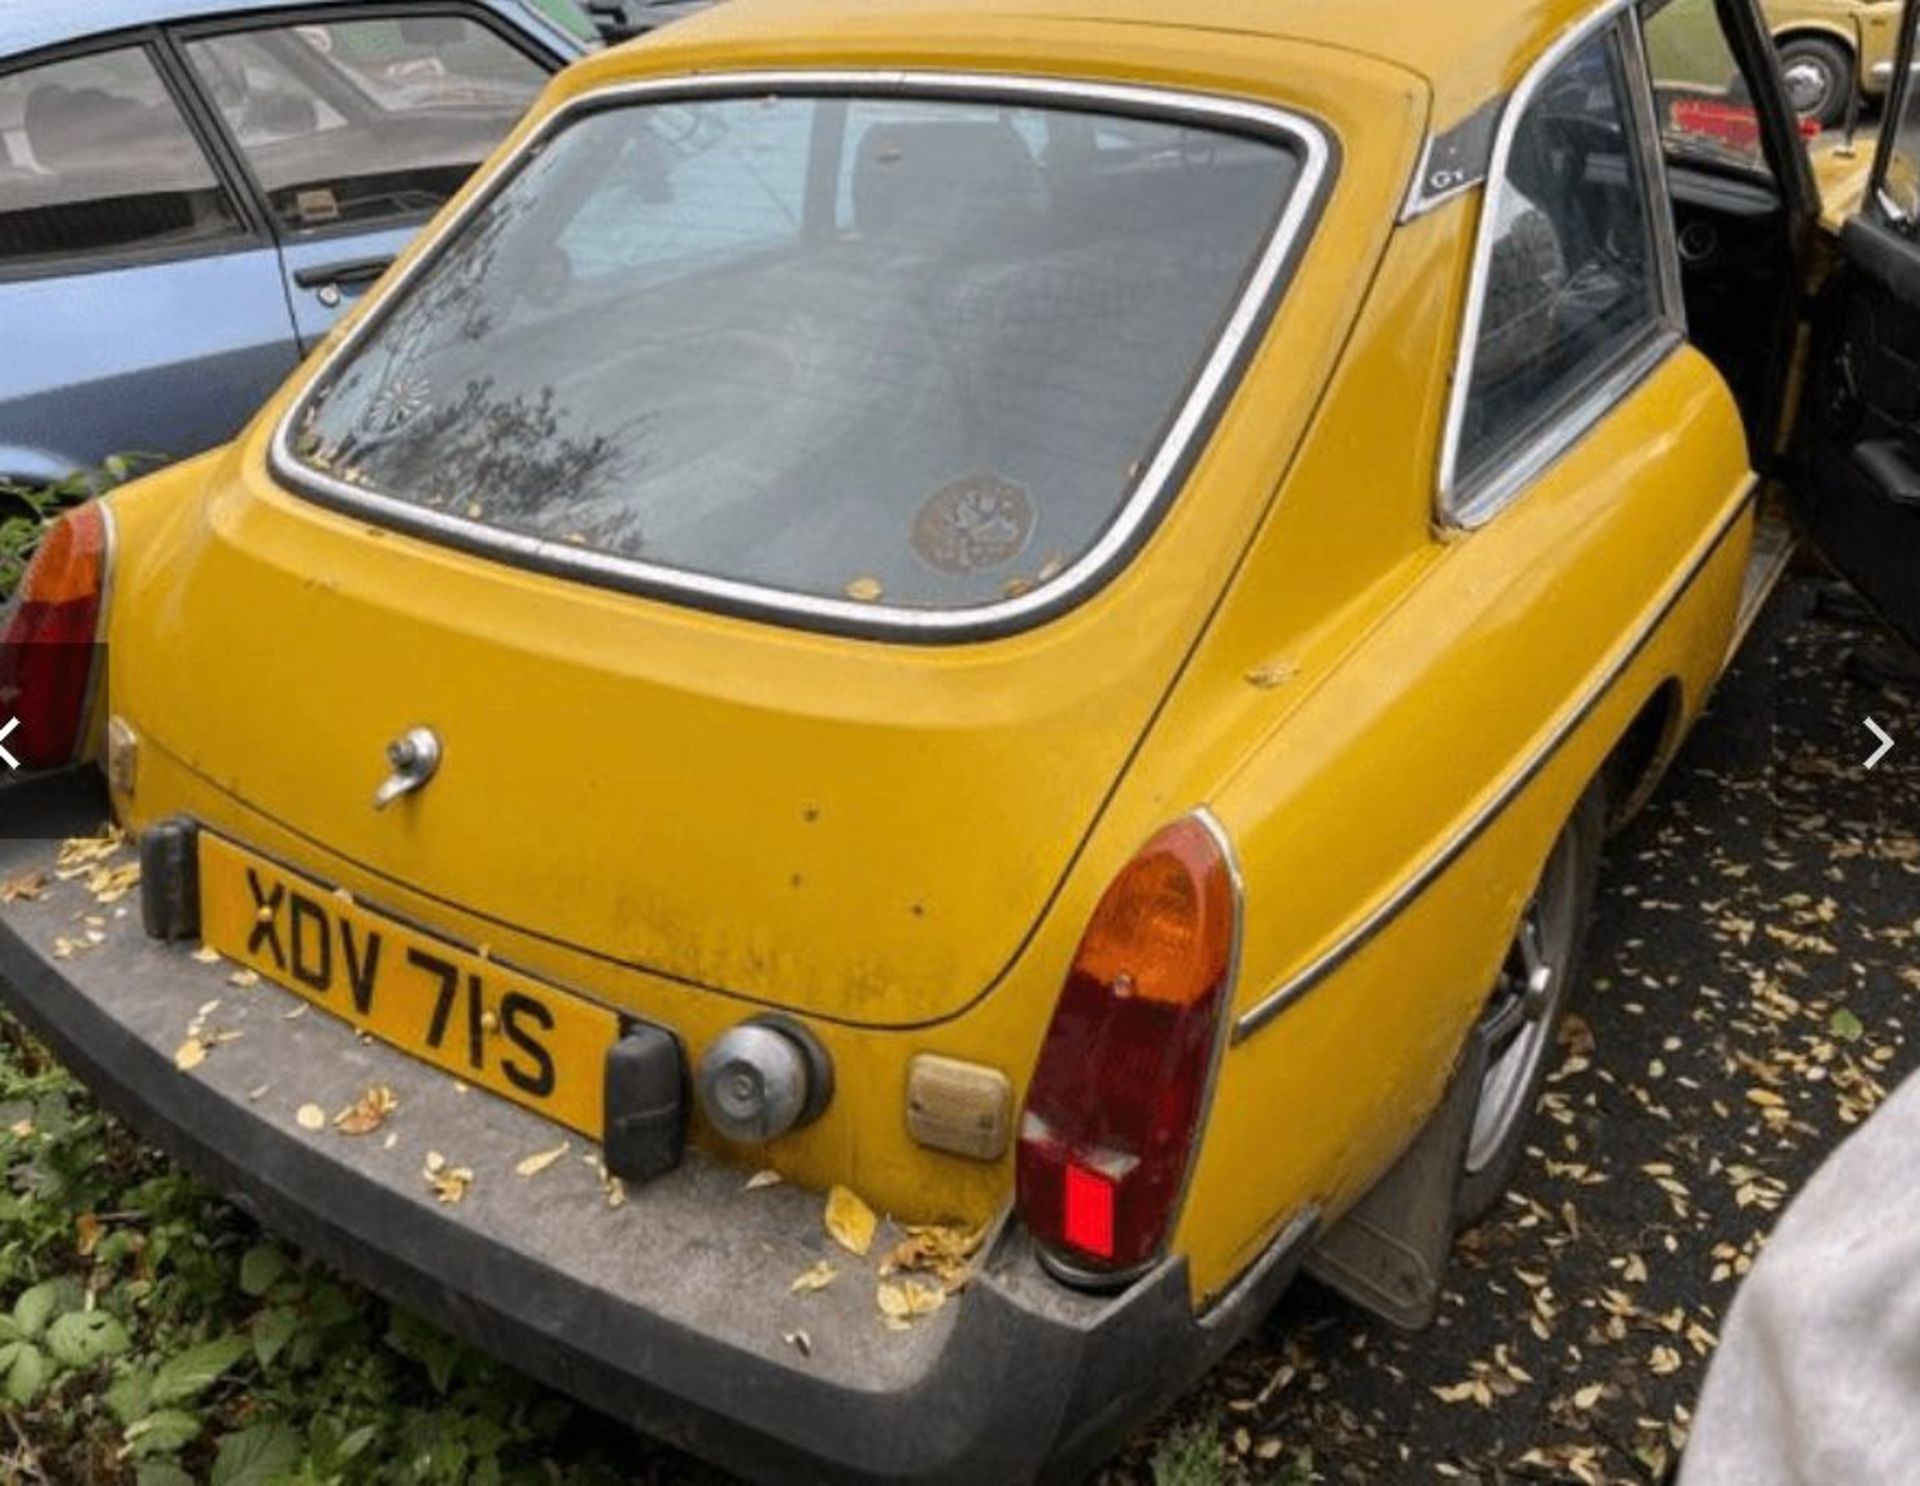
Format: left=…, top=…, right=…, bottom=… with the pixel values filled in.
left=912, top=474, right=1035, bottom=575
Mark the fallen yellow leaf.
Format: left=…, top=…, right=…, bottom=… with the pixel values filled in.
left=514, top=1142, right=570, bottom=1178
left=295, top=1104, right=327, bottom=1132
left=825, top=1185, right=877, bottom=1257
left=422, top=1150, right=473, bottom=1204
left=0, top=870, right=47, bottom=902
left=173, top=1038, right=207, bottom=1072
left=333, top=1085, right=398, bottom=1137
left=790, top=1260, right=837, bottom=1295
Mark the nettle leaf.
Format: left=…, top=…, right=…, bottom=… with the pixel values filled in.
left=135, top=1462, right=197, bottom=1486
left=47, top=1308, right=130, bottom=1367
left=335, top=1423, right=377, bottom=1463
left=149, top=1334, right=250, bottom=1406
left=238, top=1246, right=287, bottom=1299
left=12, top=1279, right=64, bottom=1338
left=1, top=1340, right=49, bottom=1404
left=105, top=1368, right=153, bottom=1427
left=211, top=1422, right=303, bottom=1486
left=124, top=1409, right=204, bottom=1458
left=252, top=1307, right=300, bottom=1370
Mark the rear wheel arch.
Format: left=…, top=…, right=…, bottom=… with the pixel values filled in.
left=1771, top=21, right=1859, bottom=56
left=1601, top=678, right=1685, bottom=830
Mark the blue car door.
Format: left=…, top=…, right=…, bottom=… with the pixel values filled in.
left=171, top=8, right=557, bottom=353
left=0, top=39, right=301, bottom=482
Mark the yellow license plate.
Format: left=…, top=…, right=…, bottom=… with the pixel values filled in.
left=198, top=833, right=619, bottom=1137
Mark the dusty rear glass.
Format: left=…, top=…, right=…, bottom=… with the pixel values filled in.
left=286, top=90, right=1307, bottom=620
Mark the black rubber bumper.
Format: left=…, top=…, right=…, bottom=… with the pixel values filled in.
left=0, top=790, right=1315, bottom=1484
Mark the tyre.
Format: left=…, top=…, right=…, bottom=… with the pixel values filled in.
left=1452, top=784, right=1604, bottom=1223
left=1777, top=36, right=1855, bottom=131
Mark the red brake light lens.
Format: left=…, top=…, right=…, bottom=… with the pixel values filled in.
left=0, top=502, right=110, bottom=768
left=1016, top=816, right=1238, bottom=1275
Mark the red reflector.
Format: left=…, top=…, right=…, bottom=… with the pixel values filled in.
left=1062, top=1162, right=1116, bottom=1259
left=1016, top=816, right=1238, bottom=1276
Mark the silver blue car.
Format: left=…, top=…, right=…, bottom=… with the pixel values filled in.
left=0, top=0, right=586, bottom=485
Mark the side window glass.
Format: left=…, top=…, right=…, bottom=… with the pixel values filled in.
left=182, top=15, right=546, bottom=233
left=1455, top=27, right=1666, bottom=500
left=0, top=47, right=245, bottom=268
left=1876, top=16, right=1920, bottom=227
left=1642, top=0, right=1779, bottom=182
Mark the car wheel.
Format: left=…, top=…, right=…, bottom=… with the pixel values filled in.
left=1778, top=37, right=1854, bottom=131
left=1453, top=784, right=1604, bottom=1223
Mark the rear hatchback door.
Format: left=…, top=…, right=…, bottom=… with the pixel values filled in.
left=129, top=75, right=1336, bottom=1029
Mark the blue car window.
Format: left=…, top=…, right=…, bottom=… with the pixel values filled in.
left=0, top=47, right=246, bottom=268
left=184, top=17, right=546, bottom=233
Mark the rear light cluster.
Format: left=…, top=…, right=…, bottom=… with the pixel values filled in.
left=1016, top=815, right=1239, bottom=1278
left=0, top=502, right=111, bottom=768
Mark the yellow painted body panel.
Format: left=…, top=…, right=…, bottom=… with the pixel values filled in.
left=1813, top=137, right=1878, bottom=230
left=97, top=1, right=1759, bottom=1309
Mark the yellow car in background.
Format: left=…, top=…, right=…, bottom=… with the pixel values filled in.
left=1766, top=0, right=1902, bottom=124
left=6, top=0, right=1920, bottom=1479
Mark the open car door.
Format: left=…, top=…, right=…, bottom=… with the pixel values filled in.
left=1789, top=1, right=1920, bottom=650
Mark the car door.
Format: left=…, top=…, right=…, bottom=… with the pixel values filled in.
left=1788, top=1, right=1920, bottom=648
left=169, top=7, right=560, bottom=352
left=0, top=37, right=301, bottom=482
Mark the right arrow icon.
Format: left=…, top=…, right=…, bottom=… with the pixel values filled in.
left=1865, top=717, right=1896, bottom=772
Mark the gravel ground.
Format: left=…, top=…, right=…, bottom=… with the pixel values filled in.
left=1098, top=577, right=1920, bottom=1485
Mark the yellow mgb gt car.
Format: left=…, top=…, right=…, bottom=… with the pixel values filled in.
left=9, top=0, right=1920, bottom=1478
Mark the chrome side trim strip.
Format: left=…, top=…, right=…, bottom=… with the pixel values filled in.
left=1435, top=0, right=1689, bottom=528
left=1230, top=477, right=1758, bottom=1045
left=268, top=70, right=1335, bottom=643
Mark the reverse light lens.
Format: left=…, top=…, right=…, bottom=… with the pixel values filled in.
left=0, top=502, right=110, bottom=768
left=1016, top=816, right=1238, bottom=1276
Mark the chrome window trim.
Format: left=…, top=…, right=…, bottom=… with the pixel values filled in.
left=267, top=69, right=1335, bottom=643
left=1436, top=2, right=1688, bottom=530
left=1233, top=476, right=1759, bottom=1044
left=1622, top=6, right=1690, bottom=326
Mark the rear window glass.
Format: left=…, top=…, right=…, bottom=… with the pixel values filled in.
left=285, top=90, right=1311, bottom=621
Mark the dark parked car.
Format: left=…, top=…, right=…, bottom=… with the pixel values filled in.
left=0, top=0, right=584, bottom=485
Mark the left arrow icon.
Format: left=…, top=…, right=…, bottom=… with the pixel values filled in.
left=0, top=717, right=20, bottom=772
left=1865, top=716, right=1896, bottom=772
